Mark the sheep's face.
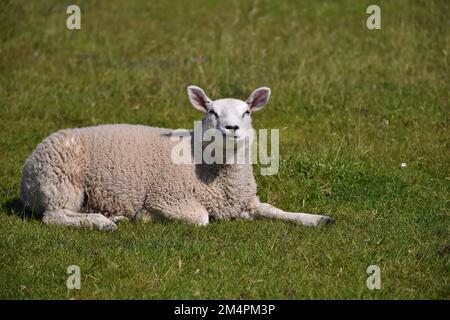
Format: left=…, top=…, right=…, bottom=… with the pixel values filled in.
left=187, top=86, right=271, bottom=145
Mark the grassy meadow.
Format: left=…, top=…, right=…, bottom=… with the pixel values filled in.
left=0, top=0, right=449, bottom=299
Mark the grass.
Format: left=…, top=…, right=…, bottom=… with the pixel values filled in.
left=0, top=0, right=449, bottom=299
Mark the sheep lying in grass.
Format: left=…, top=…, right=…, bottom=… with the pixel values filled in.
left=20, top=86, right=333, bottom=231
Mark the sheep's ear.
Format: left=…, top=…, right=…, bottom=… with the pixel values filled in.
left=246, top=87, right=271, bottom=112
left=187, top=85, right=212, bottom=112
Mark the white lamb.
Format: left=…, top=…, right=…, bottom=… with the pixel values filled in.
left=20, top=86, right=333, bottom=231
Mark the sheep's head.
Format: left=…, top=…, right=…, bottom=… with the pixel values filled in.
left=187, top=85, right=271, bottom=144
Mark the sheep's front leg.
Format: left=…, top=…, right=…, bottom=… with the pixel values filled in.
left=256, top=202, right=334, bottom=226
left=110, top=215, right=129, bottom=223
left=152, top=200, right=209, bottom=226
left=43, top=209, right=118, bottom=231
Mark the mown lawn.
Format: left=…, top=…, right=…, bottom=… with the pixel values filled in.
left=0, top=0, right=449, bottom=299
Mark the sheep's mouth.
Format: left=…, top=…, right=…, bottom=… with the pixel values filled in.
left=220, top=131, right=238, bottom=138
left=223, top=133, right=242, bottom=142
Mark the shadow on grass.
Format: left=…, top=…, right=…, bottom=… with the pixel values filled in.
left=0, top=197, right=170, bottom=226
left=2, top=197, right=38, bottom=220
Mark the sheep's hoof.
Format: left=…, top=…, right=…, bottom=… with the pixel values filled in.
left=318, top=215, right=335, bottom=225
left=96, top=221, right=117, bottom=232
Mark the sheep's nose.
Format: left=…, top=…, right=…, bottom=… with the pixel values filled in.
left=225, top=125, right=239, bottom=131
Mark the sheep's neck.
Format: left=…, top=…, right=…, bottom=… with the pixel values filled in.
left=194, top=150, right=254, bottom=186
left=191, top=131, right=255, bottom=184
left=195, top=162, right=254, bottom=192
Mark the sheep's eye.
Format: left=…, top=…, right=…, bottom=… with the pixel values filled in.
left=243, top=110, right=250, bottom=118
left=208, top=110, right=219, bottom=118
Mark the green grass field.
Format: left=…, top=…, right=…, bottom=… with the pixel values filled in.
left=0, top=0, right=449, bottom=299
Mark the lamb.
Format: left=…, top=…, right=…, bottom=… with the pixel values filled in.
left=20, top=86, right=333, bottom=231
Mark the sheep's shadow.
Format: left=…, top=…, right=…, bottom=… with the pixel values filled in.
left=2, top=197, right=37, bottom=220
